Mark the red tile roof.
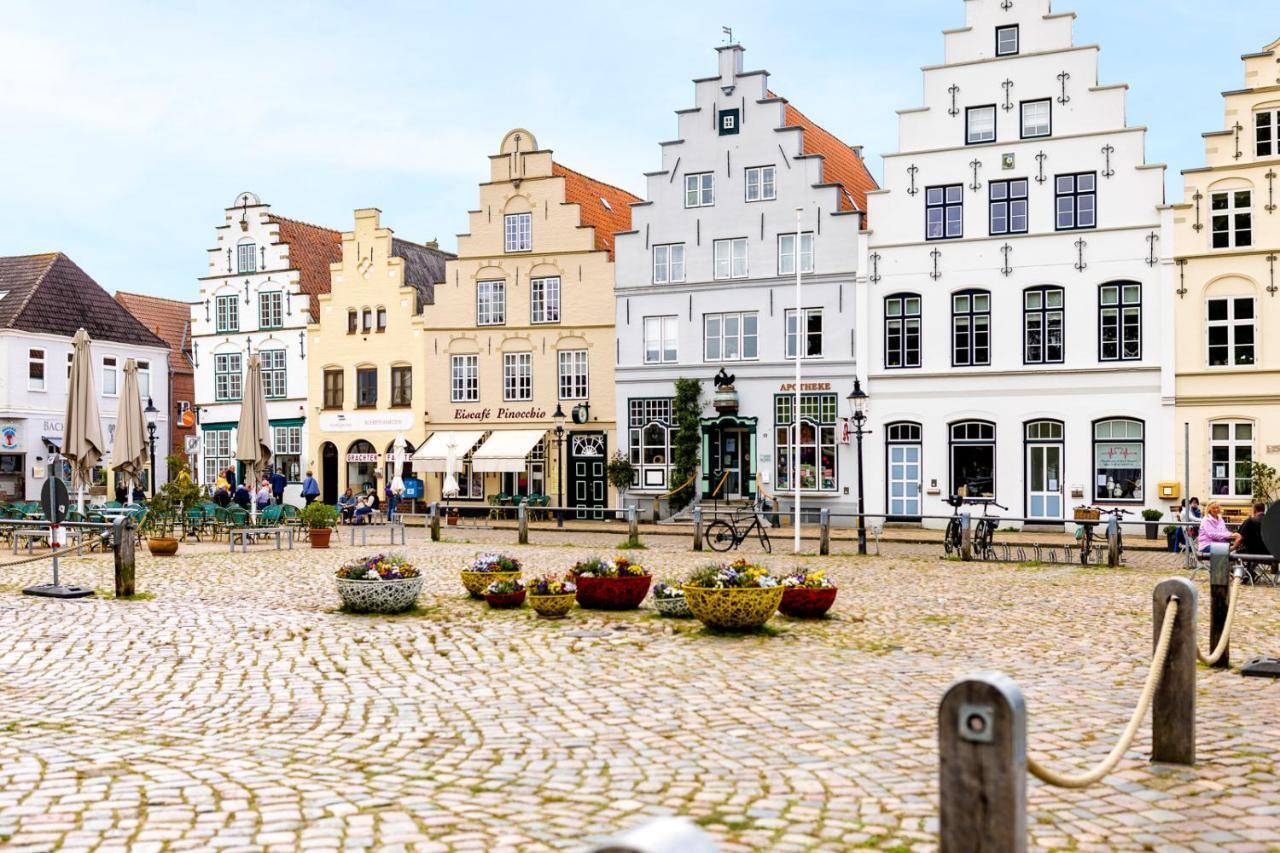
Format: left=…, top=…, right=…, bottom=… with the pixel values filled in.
left=114, top=292, right=195, bottom=374
left=772, top=93, right=878, bottom=218
left=266, top=215, right=343, bottom=320
left=551, top=162, right=640, bottom=259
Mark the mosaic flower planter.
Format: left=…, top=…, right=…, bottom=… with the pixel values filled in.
left=528, top=593, right=575, bottom=619
left=335, top=576, right=424, bottom=614
left=682, top=585, right=784, bottom=631
left=485, top=589, right=527, bottom=609
left=573, top=575, right=652, bottom=610
left=652, top=595, right=693, bottom=618
left=460, top=570, right=521, bottom=599
left=779, top=586, right=838, bottom=618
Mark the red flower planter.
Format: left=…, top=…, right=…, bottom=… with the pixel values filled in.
left=573, top=575, right=652, bottom=610
left=485, top=590, right=527, bottom=609
left=779, top=586, right=838, bottom=618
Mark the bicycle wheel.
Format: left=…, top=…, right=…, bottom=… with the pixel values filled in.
left=756, top=523, right=771, bottom=553
left=1080, top=528, right=1092, bottom=565
left=944, top=518, right=960, bottom=556
left=705, top=520, right=736, bottom=552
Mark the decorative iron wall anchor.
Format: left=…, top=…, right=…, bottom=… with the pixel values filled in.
left=869, top=252, right=881, bottom=284
left=1233, top=122, right=1244, bottom=160
left=1001, top=79, right=1014, bottom=112
left=1000, top=243, right=1012, bottom=277
left=1057, top=71, right=1071, bottom=104
left=1176, top=259, right=1188, bottom=299
left=948, top=85, right=960, bottom=117
left=1035, top=151, right=1048, bottom=184
left=929, top=248, right=942, bottom=281
left=1074, top=238, right=1087, bottom=272
left=1192, top=190, right=1204, bottom=232
left=969, top=159, right=983, bottom=192
left=1101, top=144, right=1115, bottom=179
left=1266, top=170, right=1277, bottom=213
left=1146, top=231, right=1159, bottom=267
left=1269, top=254, right=1278, bottom=297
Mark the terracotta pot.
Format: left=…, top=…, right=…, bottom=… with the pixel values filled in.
left=485, top=589, right=527, bottom=609
left=528, top=593, right=575, bottom=618
left=146, top=537, right=179, bottom=556
left=309, top=528, right=333, bottom=549
left=573, top=574, right=652, bottom=610
left=779, top=586, right=838, bottom=618
left=447, top=514, right=459, bottom=526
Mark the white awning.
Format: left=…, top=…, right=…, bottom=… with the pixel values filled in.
left=471, top=429, right=547, bottom=472
left=411, top=430, right=486, bottom=472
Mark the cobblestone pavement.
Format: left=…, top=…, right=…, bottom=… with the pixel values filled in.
left=0, top=532, right=1276, bottom=852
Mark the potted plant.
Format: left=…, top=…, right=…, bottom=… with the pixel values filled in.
left=1141, top=508, right=1162, bottom=540
left=335, top=554, right=422, bottom=613
left=142, top=489, right=180, bottom=556
left=484, top=578, right=526, bottom=609
left=446, top=507, right=460, bottom=526
left=527, top=574, right=577, bottom=618
left=779, top=570, right=838, bottom=618
left=682, top=559, right=783, bottom=631
left=651, top=582, right=691, bottom=618
left=606, top=452, right=636, bottom=519
left=461, top=553, right=523, bottom=598
left=568, top=555, right=651, bottom=610
left=300, top=502, right=339, bottom=548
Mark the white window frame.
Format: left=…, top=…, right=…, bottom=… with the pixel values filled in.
left=28, top=348, right=45, bottom=391
left=260, top=348, right=287, bottom=399
left=713, top=238, right=748, bottom=280
left=272, top=425, right=302, bottom=482
left=684, top=172, right=714, bottom=208
left=451, top=355, right=479, bottom=403
left=504, top=212, right=531, bottom=252
left=102, top=356, right=118, bottom=396
left=1256, top=108, right=1279, bottom=158
left=778, top=232, right=814, bottom=275
left=203, top=430, right=233, bottom=485
left=258, top=291, right=283, bottom=329
left=215, top=294, right=239, bottom=333
left=628, top=398, right=675, bottom=490
left=785, top=308, right=824, bottom=360
left=745, top=166, right=777, bottom=202
left=653, top=243, right=686, bottom=284
left=1210, top=190, right=1253, bottom=249
left=237, top=242, right=257, bottom=273
left=1206, top=296, right=1256, bottom=367
left=1020, top=99, right=1051, bottom=139
left=996, top=24, right=1019, bottom=56
left=477, top=280, right=506, bottom=326
left=1210, top=421, right=1254, bottom=498
left=214, top=353, right=242, bottom=402
left=643, top=316, right=678, bottom=364
left=703, top=312, right=758, bottom=362
left=503, top=352, right=533, bottom=401
left=966, top=105, right=996, bottom=144
left=136, top=360, right=151, bottom=399
left=530, top=277, right=560, bottom=324
left=557, top=349, right=589, bottom=400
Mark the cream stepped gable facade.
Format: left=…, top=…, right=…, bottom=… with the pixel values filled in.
left=614, top=43, right=876, bottom=518
left=865, top=0, right=1173, bottom=528
left=308, top=209, right=451, bottom=504
left=416, top=129, right=636, bottom=517
left=191, top=192, right=341, bottom=502
left=1169, top=38, right=1280, bottom=511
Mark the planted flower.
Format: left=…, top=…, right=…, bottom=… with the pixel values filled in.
left=334, top=553, right=422, bottom=614
left=781, top=570, right=835, bottom=588
left=527, top=573, right=577, bottom=619
left=681, top=560, right=785, bottom=631
left=779, top=569, right=839, bottom=619
left=469, top=553, right=523, bottom=573
left=335, top=553, right=420, bottom=580
left=570, top=555, right=651, bottom=610
left=528, top=574, right=577, bottom=596
left=485, top=578, right=525, bottom=595
left=685, top=559, right=780, bottom=589
left=652, top=582, right=685, bottom=600
left=651, top=581, right=692, bottom=618
left=460, top=552, right=523, bottom=598
left=484, top=577, right=526, bottom=609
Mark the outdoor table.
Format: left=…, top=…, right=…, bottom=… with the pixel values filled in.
left=13, top=528, right=48, bottom=554
left=229, top=526, right=294, bottom=554
left=348, top=520, right=407, bottom=548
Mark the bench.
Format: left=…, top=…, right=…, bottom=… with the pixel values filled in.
left=12, top=528, right=47, bottom=554
left=347, top=520, right=407, bottom=548
left=229, top=526, right=295, bottom=554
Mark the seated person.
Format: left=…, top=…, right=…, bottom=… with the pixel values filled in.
left=212, top=485, right=231, bottom=508
left=1197, top=500, right=1241, bottom=553
left=353, top=495, right=373, bottom=525
left=337, top=488, right=357, bottom=523
left=364, top=486, right=380, bottom=511
left=1237, top=502, right=1271, bottom=556
left=232, top=484, right=252, bottom=510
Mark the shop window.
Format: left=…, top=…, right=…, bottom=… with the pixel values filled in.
left=501, top=439, right=546, bottom=498
left=1093, top=418, right=1144, bottom=502
left=203, top=430, right=233, bottom=485
left=346, top=439, right=377, bottom=493
left=775, top=393, right=838, bottom=492
left=950, top=420, right=996, bottom=499
left=628, top=398, right=675, bottom=489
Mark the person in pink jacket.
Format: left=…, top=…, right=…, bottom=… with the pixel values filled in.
left=1197, top=500, right=1241, bottom=552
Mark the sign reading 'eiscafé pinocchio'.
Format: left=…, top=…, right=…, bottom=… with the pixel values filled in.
left=454, top=407, right=548, bottom=421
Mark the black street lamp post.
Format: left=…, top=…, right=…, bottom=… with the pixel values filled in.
left=144, top=397, right=159, bottom=499
left=553, top=403, right=566, bottom=528
left=846, top=379, right=870, bottom=555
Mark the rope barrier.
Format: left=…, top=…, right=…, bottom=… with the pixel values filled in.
left=1197, top=575, right=1241, bottom=666
left=0, top=535, right=105, bottom=570
left=755, top=472, right=774, bottom=501
left=655, top=473, right=697, bottom=500
left=1027, top=596, right=1179, bottom=788
left=708, top=470, right=730, bottom=499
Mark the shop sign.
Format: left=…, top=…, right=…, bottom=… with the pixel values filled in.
left=778, top=382, right=831, bottom=392
left=454, top=407, right=548, bottom=421
left=346, top=453, right=379, bottom=463
left=0, top=423, right=21, bottom=451
left=319, top=410, right=415, bottom=432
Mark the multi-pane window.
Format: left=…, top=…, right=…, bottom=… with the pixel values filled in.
left=214, top=353, right=242, bottom=401
left=885, top=294, right=922, bottom=369
left=137, top=360, right=150, bottom=398
left=1093, top=419, right=1144, bottom=502
left=390, top=365, right=412, bottom=407
left=557, top=350, right=589, bottom=399
left=1210, top=190, right=1252, bottom=249
left=530, top=277, right=560, bottom=324
left=713, top=238, right=748, bottom=279
left=451, top=355, right=479, bottom=402
left=362, top=307, right=373, bottom=333
left=652, top=244, right=685, bottom=284
left=28, top=348, right=45, bottom=391
left=102, top=356, right=118, bottom=396
left=260, top=349, right=287, bottom=399
left=1210, top=421, right=1253, bottom=498
left=775, top=393, right=838, bottom=492
left=785, top=308, right=823, bottom=359
left=1257, top=108, right=1280, bottom=157
left=951, top=290, right=991, bottom=367
left=996, top=24, right=1019, bottom=56
left=203, top=430, right=233, bottom=486
left=1024, top=287, right=1064, bottom=364
left=347, top=309, right=357, bottom=334
left=989, top=179, right=1028, bottom=235
left=927, top=185, right=964, bottom=240
left=1055, top=172, right=1096, bottom=230
left=644, top=316, right=678, bottom=364
left=356, top=367, right=377, bottom=408
left=951, top=421, right=996, bottom=499
left=745, top=166, right=776, bottom=202
left=477, top=281, right=506, bottom=325
left=966, top=105, right=996, bottom=144
left=628, top=398, right=675, bottom=489
left=778, top=232, right=814, bottom=275
left=503, top=353, right=533, bottom=401
left=376, top=307, right=387, bottom=332
left=1206, top=296, right=1256, bottom=366
left=685, top=172, right=714, bottom=207
left=504, top=212, right=531, bottom=252
left=703, top=312, right=758, bottom=361
left=215, top=295, right=239, bottom=333
left=1020, top=99, right=1051, bottom=139
left=1099, top=282, right=1142, bottom=361
left=323, top=368, right=344, bottom=409
left=237, top=242, right=256, bottom=273
left=259, top=291, right=283, bottom=329
left=272, top=426, right=302, bottom=483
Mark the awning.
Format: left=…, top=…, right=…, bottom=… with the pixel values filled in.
left=471, top=429, right=547, bottom=473
left=412, top=430, right=486, bottom=472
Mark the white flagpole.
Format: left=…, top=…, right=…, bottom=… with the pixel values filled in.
left=794, top=207, right=803, bottom=555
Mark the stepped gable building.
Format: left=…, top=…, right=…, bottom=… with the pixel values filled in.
left=115, top=292, right=195, bottom=457
left=415, top=129, right=636, bottom=517
left=865, top=0, right=1173, bottom=527
left=613, top=43, right=876, bottom=517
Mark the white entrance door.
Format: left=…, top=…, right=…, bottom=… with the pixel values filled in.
left=887, top=443, right=921, bottom=519
left=1026, top=443, right=1062, bottom=520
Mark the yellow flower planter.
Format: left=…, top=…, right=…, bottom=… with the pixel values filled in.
left=461, top=570, right=521, bottom=598
left=528, top=593, right=576, bottom=619
left=682, top=585, right=784, bottom=631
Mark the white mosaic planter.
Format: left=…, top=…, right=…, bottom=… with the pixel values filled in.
left=335, top=576, right=423, bottom=614
left=652, top=595, right=693, bottom=618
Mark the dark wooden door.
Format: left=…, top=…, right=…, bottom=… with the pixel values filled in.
left=321, top=442, right=339, bottom=504
left=567, top=431, right=606, bottom=520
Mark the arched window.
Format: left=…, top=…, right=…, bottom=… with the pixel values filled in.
left=1092, top=419, right=1143, bottom=502
left=347, top=309, right=357, bottom=334
left=951, top=290, right=990, bottom=367
left=361, top=307, right=373, bottom=333
left=1023, top=286, right=1064, bottom=364
left=345, top=440, right=377, bottom=494
left=884, top=294, right=921, bottom=368
left=950, top=420, right=995, bottom=499
left=376, top=306, right=387, bottom=332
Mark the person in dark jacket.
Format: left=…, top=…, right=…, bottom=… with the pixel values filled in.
left=114, top=478, right=128, bottom=504
left=225, top=466, right=238, bottom=490
left=1239, top=502, right=1271, bottom=556
left=270, top=468, right=287, bottom=505
left=232, top=483, right=252, bottom=510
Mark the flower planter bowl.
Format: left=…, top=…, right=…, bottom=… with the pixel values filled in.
left=485, top=589, right=527, bottom=609
left=779, top=586, right=838, bottom=618
left=308, top=528, right=333, bottom=549
left=528, top=593, right=575, bottom=619
left=336, top=576, right=424, bottom=614
left=461, top=570, right=521, bottom=599
left=574, top=574, right=652, bottom=610
left=652, top=595, right=693, bottom=618
left=683, top=585, right=784, bottom=631
left=146, top=537, right=179, bottom=556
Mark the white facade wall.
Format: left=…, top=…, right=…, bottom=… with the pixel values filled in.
left=866, top=0, right=1174, bottom=528
left=615, top=45, right=868, bottom=516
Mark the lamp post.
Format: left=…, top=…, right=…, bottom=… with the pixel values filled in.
left=553, top=403, right=566, bottom=528
left=847, top=379, right=870, bottom=555
left=144, top=397, right=159, bottom=499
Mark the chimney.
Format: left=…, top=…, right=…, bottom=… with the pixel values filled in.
left=718, top=43, right=744, bottom=85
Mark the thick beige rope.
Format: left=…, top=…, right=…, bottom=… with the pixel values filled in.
left=0, top=535, right=104, bottom=570
left=1197, top=576, right=1241, bottom=666
left=656, top=473, right=697, bottom=500
left=1027, top=596, right=1179, bottom=788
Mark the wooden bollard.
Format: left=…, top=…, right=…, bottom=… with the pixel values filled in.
left=939, top=672, right=1027, bottom=852
left=113, top=516, right=135, bottom=598
left=429, top=502, right=441, bottom=542
left=960, top=511, right=973, bottom=561
left=819, top=508, right=830, bottom=556
left=692, top=507, right=703, bottom=552
left=1207, top=542, right=1231, bottom=669
left=517, top=501, right=529, bottom=545
left=626, top=505, right=640, bottom=548
left=1152, top=577, right=1197, bottom=765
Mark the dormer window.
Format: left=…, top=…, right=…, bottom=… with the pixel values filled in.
left=996, top=25, right=1019, bottom=56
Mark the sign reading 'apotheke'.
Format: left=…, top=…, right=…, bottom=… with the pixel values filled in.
left=778, top=382, right=832, bottom=392
left=454, top=407, right=548, bottom=421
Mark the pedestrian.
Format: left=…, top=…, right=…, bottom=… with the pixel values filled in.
left=270, top=467, right=286, bottom=505
left=225, top=465, right=237, bottom=490
left=300, top=470, right=320, bottom=506
left=114, top=477, right=128, bottom=504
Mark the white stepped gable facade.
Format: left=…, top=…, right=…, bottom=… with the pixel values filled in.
left=864, top=0, right=1173, bottom=527
left=615, top=44, right=873, bottom=516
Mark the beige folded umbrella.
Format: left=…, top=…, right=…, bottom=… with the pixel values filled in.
left=235, top=354, right=273, bottom=523
left=63, top=328, right=106, bottom=513
left=108, top=359, right=148, bottom=494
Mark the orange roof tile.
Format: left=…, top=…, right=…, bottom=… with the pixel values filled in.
left=114, top=291, right=195, bottom=374
left=551, top=162, right=640, bottom=259
left=771, top=93, right=878, bottom=219
left=266, top=215, right=343, bottom=319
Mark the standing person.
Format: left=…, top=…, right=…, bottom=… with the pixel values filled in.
left=270, top=467, right=287, bottom=506
left=114, top=476, right=128, bottom=504
left=300, top=470, right=320, bottom=506
left=225, top=465, right=237, bottom=490
left=1197, top=500, right=1240, bottom=553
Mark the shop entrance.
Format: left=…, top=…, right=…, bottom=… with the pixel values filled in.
left=701, top=416, right=757, bottom=501
left=566, top=431, right=606, bottom=520
left=321, top=442, right=338, bottom=504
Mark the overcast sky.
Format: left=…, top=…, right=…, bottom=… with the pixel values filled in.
left=0, top=1, right=1272, bottom=299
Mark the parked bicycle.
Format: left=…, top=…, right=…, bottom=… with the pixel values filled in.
left=1074, top=506, right=1130, bottom=565
left=972, top=500, right=1008, bottom=561
left=942, top=495, right=967, bottom=558
left=705, top=499, right=772, bottom=553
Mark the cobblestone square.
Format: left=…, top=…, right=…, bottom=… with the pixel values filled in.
left=0, top=531, right=1277, bottom=851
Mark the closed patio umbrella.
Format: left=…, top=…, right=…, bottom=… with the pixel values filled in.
left=108, top=359, right=148, bottom=497
left=235, top=354, right=272, bottom=524
left=390, top=434, right=408, bottom=495
left=63, top=328, right=106, bottom=514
